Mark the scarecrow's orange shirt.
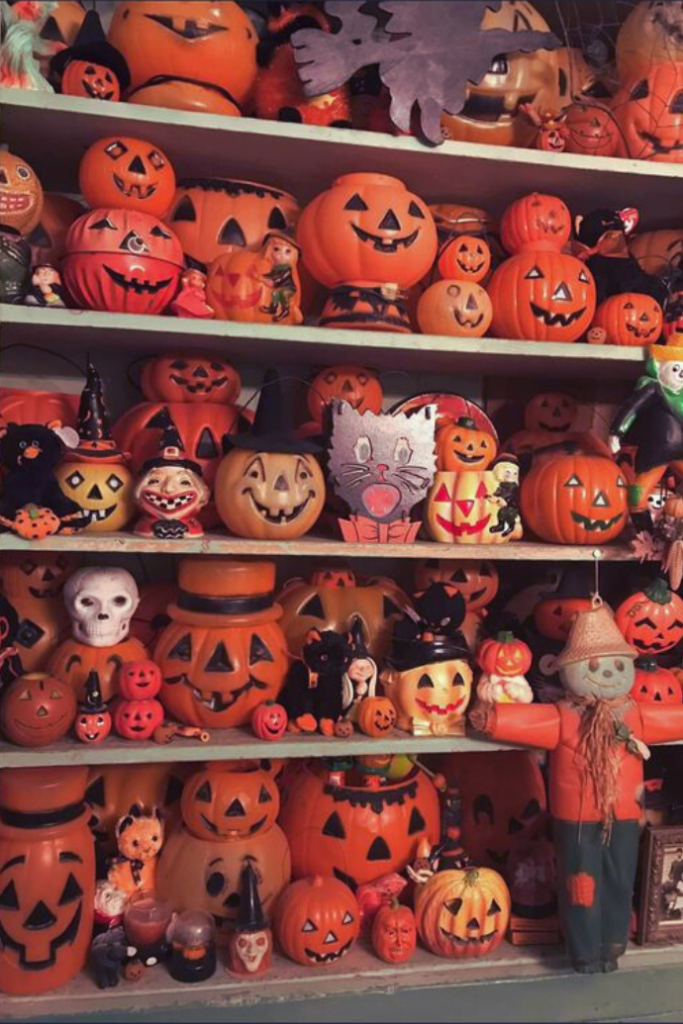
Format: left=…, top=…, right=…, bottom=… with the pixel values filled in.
left=486, top=700, right=683, bottom=822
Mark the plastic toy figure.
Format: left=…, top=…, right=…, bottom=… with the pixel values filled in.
left=170, top=268, right=214, bottom=320
left=258, top=232, right=302, bottom=322
left=107, top=805, right=164, bottom=897
left=610, top=346, right=683, bottom=512
left=74, top=670, right=112, bottom=744
left=341, top=618, right=378, bottom=724
left=488, top=454, right=522, bottom=539
left=225, top=860, right=273, bottom=977
left=90, top=927, right=128, bottom=989
left=133, top=427, right=210, bottom=540
left=281, top=628, right=353, bottom=736
left=24, top=263, right=66, bottom=307
left=471, top=597, right=683, bottom=974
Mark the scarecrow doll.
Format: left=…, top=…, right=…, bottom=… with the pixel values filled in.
left=471, top=597, right=683, bottom=973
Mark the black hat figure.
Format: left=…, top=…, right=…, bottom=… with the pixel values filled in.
left=69, top=362, right=129, bottom=462
left=74, top=670, right=112, bottom=745
left=389, top=583, right=471, bottom=669
left=226, top=859, right=273, bottom=977
left=50, top=9, right=130, bottom=99
left=342, top=616, right=378, bottom=721
left=134, top=418, right=209, bottom=540
left=224, top=368, right=320, bottom=455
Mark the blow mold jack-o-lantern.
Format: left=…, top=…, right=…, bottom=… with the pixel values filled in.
left=417, top=280, right=492, bottom=337
left=631, top=658, right=683, bottom=704
left=616, top=2, right=683, bottom=78
left=437, top=236, right=491, bottom=284
left=0, top=767, right=95, bottom=996
left=207, top=232, right=302, bottom=325
left=611, top=64, right=683, bottom=163
left=414, top=560, right=499, bottom=611
left=180, top=761, right=280, bottom=843
left=0, top=552, right=74, bottom=671
left=61, top=60, right=121, bottom=102
left=414, top=867, right=510, bottom=959
left=564, top=102, right=618, bottom=157
left=435, top=417, right=497, bottom=472
left=154, top=559, right=288, bottom=729
left=79, top=137, right=176, bottom=219
left=615, top=578, right=683, bottom=655
left=279, top=762, right=440, bottom=890
left=592, top=293, right=663, bottom=346
left=27, top=193, right=84, bottom=267
left=521, top=452, right=628, bottom=544
left=50, top=8, right=130, bottom=102
left=63, top=208, right=184, bottom=315
left=425, top=467, right=523, bottom=545
left=501, top=192, right=572, bottom=255
left=0, top=149, right=44, bottom=236
left=1, top=672, right=76, bottom=748
left=297, top=172, right=437, bottom=332
left=307, top=365, right=383, bottom=423
left=275, top=876, right=360, bottom=967
left=108, top=1, right=257, bottom=116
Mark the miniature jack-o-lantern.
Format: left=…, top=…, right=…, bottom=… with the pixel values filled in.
left=631, top=658, right=683, bottom=704
left=63, top=208, right=184, bottom=315
left=372, top=899, right=416, bottom=963
left=357, top=695, right=397, bottom=738
left=251, top=701, right=288, bottom=741
left=615, top=578, right=683, bottom=655
left=425, top=468, right=523, bottom=545
left=488, top=251, right=596, bottom=343
left=612, top=64, right=683, bottom=162
left=180, top=761, right=280, bottom=843
left=414, top=560, right=499, bottom=612
left=0, top=149, right=44, bottom=236
left=154, top=559, right=288, bottom=729
left=279, top=762, right=440, bottom=889
left=108, top=1, right=257, bottom=115
left=435, top=417, right=497, bottom=472
left=306, top=365, right=383, bottom=423
left=592, top=293, right=663, bottom=346
left=1, top=672, right=76, bottom=747
left=501, top=192, right=572, bottom=255
left=113, top=695, right=163, bottom=740
left=417, top=281, right=492, bottom=337
left=275, top=876, right=360, bottom=967
left=0, top=552, right=74, bottom=671
left=27, top=193, right=84, bottom=267
left=521, top=452, right=629, bottom=544
left=616, top=2, right=683, bottom=79
left=414, top=867, right=511, bottom=959
left=166, top=178, right=300, bottom=271
left=207, top=232, right=302, bottom=325
left=61, top=60, right=121, bottom=101
left=0, top=767, right=96, bottom=995
left=79, top=137, right=176, bottom=219
left=74, top=672, right=112, bottom=744
left=564, top=102, right=618, bottom=157
left=437, top=236, right=491, bottom=283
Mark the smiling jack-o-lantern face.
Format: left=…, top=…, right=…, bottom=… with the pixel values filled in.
left=418, top=281, right=493, bottom=338
left=75, top=707, right=112, bottom=744
left=63, top=208, right=184, bottom=315
left=383, top=659, right=473, bottom=735
left=62, top=61, right=121, bottom=102
left=437, top=236, right=491, bottom=283
left=436, top=417, right=496, bottom=472
left=215, top=451, right=325, bottom=540
left=502, top=192, right=572, bottom=255
left=592, top=293, right=663, bottom=346
left=79, top=137, right=176, bottom=219
left=564, top=102, right=618, bottom=156
left=631, top=659, right=683, bottom=704
left=612, top=63, right=683, bottom=162
left=0, top=150, right=44, bottom=236
left=307, top=365, right=383, bottom=423
left=140, top=352, right=241, bottom=405
left=615, top=579, right=683, bottom=655
left=415, top=867, right=510, bottom=959
left=526, top=392, right=577, bottom=432
left=488, top=251, right=596, bottom=343
left=0, top=552, right=73, bottom=602
left=1, top=673, right=77, bottom=748
left=414, top=560, right=499, bottom=611
left=297, top=173, right=437, bottom=289
left=425, top=470, right=521, bottom=545
left=275, top=876, right=360, bottom=967
left=55, top=460, right=135, bottom=533
left=181, top=762, right=279, bottom=842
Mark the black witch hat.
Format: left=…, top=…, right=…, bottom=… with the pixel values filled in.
left=235, top=858, right=269, bottom=933
left=388, top=583, right=471, bottom=670
left=50, top=9, right=130, bottom=90
left=68, top=363, right=129, bottom=463
left=79, top=669, right=108, bottom=713
left=141, top=417, right=203, bottom=477
left=348, top=616, right=371, bottom=661
left=224, top=368, right=321, bottom=455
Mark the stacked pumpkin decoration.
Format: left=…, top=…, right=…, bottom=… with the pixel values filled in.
left=488, top=192, right=596, bottom=343
left=113, top=660, right=164, bottom=741
left=297, top=172, right=438, bottom=332
left=0, top=552, right=74, bottom=671
left=157, top=760, right=291, bottom=941
left=0, top=147, right=43, bottom=304
left=417, top=236, right=493, bottom=338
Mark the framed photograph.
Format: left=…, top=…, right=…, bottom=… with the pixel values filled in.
left=638, top=825, right=683, bottom=944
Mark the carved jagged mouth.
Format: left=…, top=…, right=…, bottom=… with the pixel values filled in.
left=459, top=92, right=536, bottom=123
left=351, top=224, right=419, bottom=252
left=142, top=490, right=198, bottom=514
left=169, top=374, right=228, bottom=393
left=633, top=638, right=668, bottom=652
left=113, top=174, right=157, bottom=200
left=244, top=489, right=315, bottom=525
left=163, top=672, right=269, bottom=713
left=570, top=511, right=624, bottom=532
left=416, top=696, right=467, bottom=716
left=81, top=505, right=117, bottom=523
left=454, top=310, right=484, bottom=329
left=305, top=940, right=353, bottom=964
left=439, top=927, right=498, bottom=945
left=104, top=266, right=173, bottom=295
left=0, top=903, right=82, bottom=969
left=200, top=813, right=267, bottom=839
left=626, top=322, right=658, bottom=338
left=449, top=450, right=486, bottom=464
left=436, top=514, right=491, bottom=536
left=530, top=302, right=587, bottom=328
left=637, top=129, right=683, bottom=155
left=28, top=585, right=62, bottom=598
left=458, top=261, right=486, bottom=275
left=83, top=81, right=115, bottom=101
left=145, top=14, right=227, bottom=38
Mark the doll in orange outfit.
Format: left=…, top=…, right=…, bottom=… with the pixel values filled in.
left=471, top=595, right=683, bottom=974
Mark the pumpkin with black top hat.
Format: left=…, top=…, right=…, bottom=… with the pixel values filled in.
left=50, top=8, right=129, bottom=101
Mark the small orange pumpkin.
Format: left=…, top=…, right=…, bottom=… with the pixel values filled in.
left=61, top=61, right=121, bottom=102
left=615, top=578, right=683, bottom=655
left=0, top=673, right=76, bottom=747
left=591, top=293, right=663, bottom=346
left=435, top=417, right=497, bottom=472
left=275, top=875, right=360, bottom=967
left=357, top=695, right=397, bottom=737
left=437, top=235, right=491, bottom=283
left=417, top=281, right=492, bottom=337
left=371, top=899, right=416, bottom=963
left=501, top=192, right=572, bottom=255
left=477, top=632, right=532, bottom=676
left=4, top=506, right=61, bottom=540
left=307, top=365, right=383, bottom=423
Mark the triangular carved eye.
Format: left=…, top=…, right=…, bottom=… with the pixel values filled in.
left=302, top=919, right=318, bottom=932
left=344, top=193, right=369, bottom=211
left=268, top=207, right=287, bottom=229
left=408, top=201, right=425, bottom=218
left=0, top=880, right=19, bottom=910
left=367, top=836, right=391, bottom=861
left=300, top=595, right=325, bottom=619
left=195, top=428, right=218, bottom=460
left=258, top=785, right=273, bottom=804
left=342, top=911, right=355, bottom=924
left=488, top=899, right=502, bottom=916
left=205, top=642, right=234, bottom=673
left=219, top=218, right=246, bottom=247
left=445, top=898, right=463, bottom=915
left=524, top=266, right=544, bottom=280
left=322, top=812, right=346, bottom=839
left=225, top=798, right=245, bottom=817
left=408, top=807, right=426, bottom=834
left=250, top=635, right=274, bottom=664
left=168, top=634, right=192, bottom=661
left=195, top=781, right=212, bottom=803
left=58, top=874, right=83, bottom=906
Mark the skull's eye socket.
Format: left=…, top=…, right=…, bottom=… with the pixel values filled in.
left=66, top=471, right=85, bottom=489
left=112, top=596, right=129, bottom=607
left=104, top=140, right=128, bottom=160
left=79, top=597, right=95, bottom=607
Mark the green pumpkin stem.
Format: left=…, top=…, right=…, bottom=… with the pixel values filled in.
left=495, top=630, right=515, bottom=643
left=464, top=869, right=480, bottom=886
left=645, top=578, right=673, bottom=605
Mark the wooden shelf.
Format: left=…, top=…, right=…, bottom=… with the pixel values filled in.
left=0, top=532, right=634, bottom=561
left=1, top=306, right=646, bottom=379
left=2, top=90, right=682, bottom=226
left=4, top=938, right=683, bottom=1023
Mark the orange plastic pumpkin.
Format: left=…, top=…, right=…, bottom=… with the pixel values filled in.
left=564, top=102, right=618, bottom=157
left=435, top=417, right=497, bottom=471
left=526, top=391, right=577, bottom=432
left=357, top=695, right=397, bottom=737
left=592, top=293, right=663, bottom=346
left=275, top=876, right=360, bottom=967
left=180, top=761, right=280, bottom=842
left=27, top=193, right=84, bottom=267
left=61, top=60, right=121, bottom=102
left=477, top=632, right=532, bottom=676
left=371, top=899, right=416, bottom=963
left=534, top=595, right=593, bottom=641
left=0, top=551, right=73, bottom=671
left=307, top=365, right=383, bottom=423
left=488, top=251, right=596, bottom=343
left=0, top=149, right=44, bottom=236
left=79, top=137, right=176, bottom=219
left=207, top=235, right=302, bottom=325
left=631, top=658, right=683, bottom=704
left=611, top=64, right=683, bottom=162
left=616, top=2, right=683, bottom=78
left=140, top=352, right=241, bottom=405
left=251, top=700, right=288, bottom=741
left=521, top=453, right=629, bottom=544
left=615, top=578, right=683, bottom=655
left=48, top=636, right=149, bottom=704
left=437, top=236, right=491, bottom=283
left=501, top=192, right=572, bottom=255
left=1, top=672, right=76, bottom=747
left=425, top=470, right=523, bottom=544
left=414, top=867, right=510, bottom=959
left=414, top=560, right=499, bottom=611
left=417, top=281, right=492, bottom=337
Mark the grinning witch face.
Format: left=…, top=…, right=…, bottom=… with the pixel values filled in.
left=135, top=463, right=209, bottom=522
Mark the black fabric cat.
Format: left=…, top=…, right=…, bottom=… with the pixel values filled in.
left=0, top=423, right=83, bottom=529
left=281, top=628, right=353, bottom=735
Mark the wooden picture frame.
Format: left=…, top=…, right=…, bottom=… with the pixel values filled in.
left=638, top=825, right=683, bottom=944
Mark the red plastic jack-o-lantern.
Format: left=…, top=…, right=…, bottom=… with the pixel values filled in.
left=0, top=149, right=44, bottom=236
left=592, top=293, right=663, bottom=346
left=435, top=417, right=497, bottom=472
left=631, top=658, right=683, bottom=704
left=414, top=560, right=499, bottom=612
left=27, top=193, right=84, bottom=267
left=275, top=875, right=360, bottom=966
left=488, top=251, right=596, bottom=343
left=108, top=1, right=257, bottom=115
left=63, top=208, right=184, bottom=315
left=48, top=635, right=149, bottom=705
left=117, top=660, right=162, bottom=700
left=1, top=672, right=76, bottom=748
left=521, top=453, right=628, bottom=544
left=615, top=578, right=683, bottom=655
left=61, top=61, right=121, bottom=102
left=417, top=281, right=492, bottom=338
left=437, top=236, right=491, bottom=283
left=501, top=192, right=572, bottom=254
left=415, top=867, right=510, bottom=959
left=307, top=365, right=383, bottom=423
left=113, top=696, right=163, bottom=740
left=155, top=559, right=288, bottom=729
left=0, top=552, right=74, bottom=671
left=251, top=701, right=288, bottom=741
left=79, top=137, right=176, bottom=219
left=180, top=761, right=280, bottom=842
left=279, top=762, right=440, bottom=889
left=612, top=64, right=683, bottom=162
left=371, top=899, right=416, bottom=963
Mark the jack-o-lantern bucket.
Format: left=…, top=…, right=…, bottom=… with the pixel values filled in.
left=425, top=470, right=523, bottom=544
left=155, top=559, right=289, bottom=728
left=0, top=767, right=95, bottom=995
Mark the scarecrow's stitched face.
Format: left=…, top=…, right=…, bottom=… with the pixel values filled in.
left=135, top=464, right=209, bottom=521
left=560, top=653, right=635, bottom=699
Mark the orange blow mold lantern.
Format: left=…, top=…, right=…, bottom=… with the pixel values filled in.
left=79, top=137, right=176, bottom=219
left=1, top=673, right=76, bottom=747
left=611, top=64, right=683, bottom=162
left=0, top=149, right=44, bottom=236
left=591, top=293, right=663, bottom=346
left=297, top=172, right=437, bottom=331
left=180, top=761, right=280, bottom=843
left=306, top=365, right=383, bottom=424
left=50, top=9, right=130, bottom=102
left=154, top=559, right=288, bottom=729
left=615, top=578, right=683, bottom=656
left=437, top=235, right=491, bottom=284
left=417, top=281, right=492, bottom=337
left=631, top=658, right=683, bottom=704
left=275, top=875, right=360, bottom=967
left=501, top=193, right=572, bottom=255
left=63, top=208, right=183, bottom=315
left=414, top=559, right=499, bottom=612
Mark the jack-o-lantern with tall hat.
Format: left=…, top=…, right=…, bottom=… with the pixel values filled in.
left=133, top=422, right=210, bottom=540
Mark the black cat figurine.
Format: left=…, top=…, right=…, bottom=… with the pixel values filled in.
left=281, top=628, right=353, bottom=736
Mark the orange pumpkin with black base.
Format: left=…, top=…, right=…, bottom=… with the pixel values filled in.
left=592, top=293, right=663, bottom=346
left=615, top=578, right=683, bottom=656
left=415, top=867, right=510, bottom=959
left=79, top=137, right=176, bottom=219
left=275, top=876, right=360, bottom=967
left=1, top=673, right=76, bottom=748
left=631, top=658, right=683, bottom=704
left=155, top=559, right=288, bottom=729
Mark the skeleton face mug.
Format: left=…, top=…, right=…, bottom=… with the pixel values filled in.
left=64, top=567, right=139, bottom=647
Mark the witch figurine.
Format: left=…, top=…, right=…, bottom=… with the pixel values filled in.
left=225, top=859, right=273, bottom=977
left=471, top=596, right=683, bottom=974
left=74, top=669, right=112, bottom=745
left=133, top=422, right=210, bottom=540
left=340, top=617, right=378, bottom=725
left=49, top=8, right=129, bottom=101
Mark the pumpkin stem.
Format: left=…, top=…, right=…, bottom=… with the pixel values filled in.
left=645, top=577, right=672, bottom=605
left=464, top=869, right=480, bottom=886
left=495, top=630, right=515, bottom=643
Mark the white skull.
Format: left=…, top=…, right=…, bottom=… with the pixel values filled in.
left=235, top=930, right=270, bottom=972
left=65, top=567, right=139, bottom=647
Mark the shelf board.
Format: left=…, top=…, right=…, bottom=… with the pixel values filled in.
left=0, top=532, right=635, bottom=561
left=4, top=938, right=683, bottom=1023
left=2, top=90, right=683, bottom=226
left=0, top=728, right=519, bottom=769
left=0, top=306, right=646, bottom=379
